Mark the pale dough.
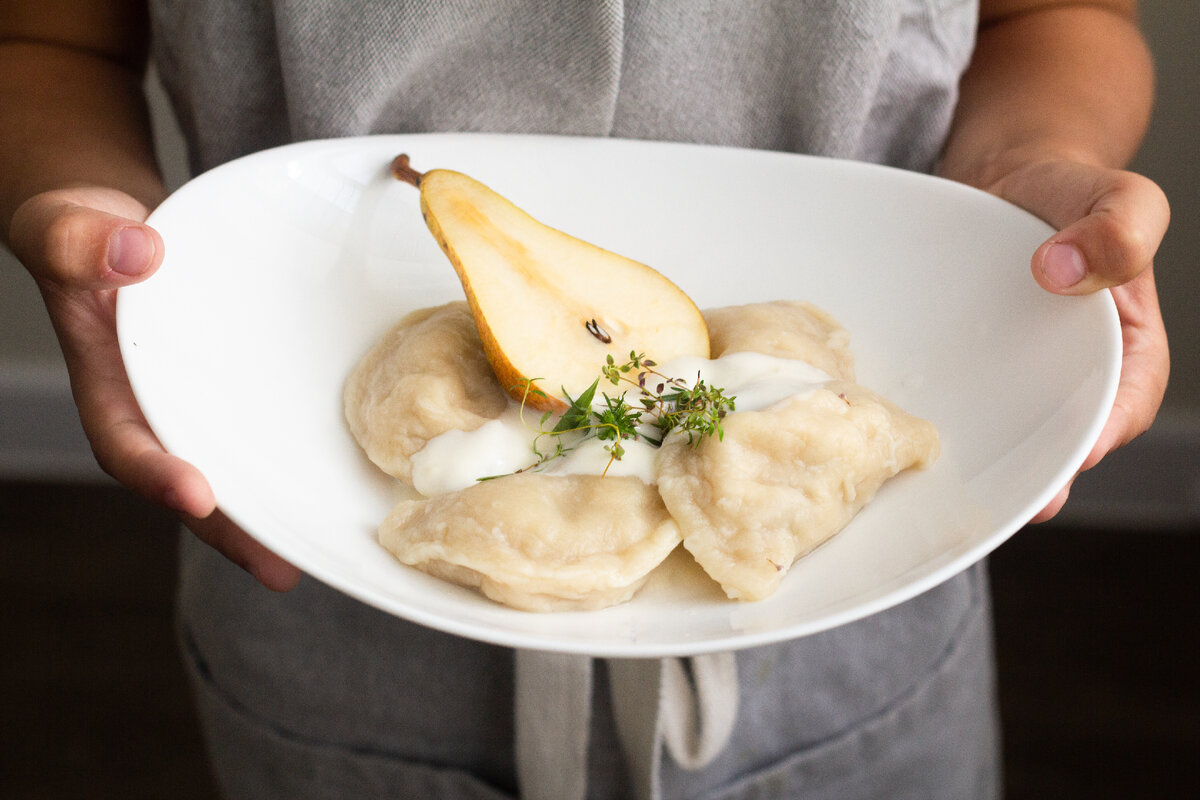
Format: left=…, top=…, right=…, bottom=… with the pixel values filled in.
left=344, top=302, right=507, bottom=482
left=704, top=300, right=855, bottom=381
left=379, top=473, right=682, bottom=611
left=656, top=381, right=940, bottom=601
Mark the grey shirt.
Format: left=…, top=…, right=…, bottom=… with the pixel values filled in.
left=152, top=0, right=976, bottom=174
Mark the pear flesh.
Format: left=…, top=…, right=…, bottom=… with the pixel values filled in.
left=393, top=157, right=710, bottom=411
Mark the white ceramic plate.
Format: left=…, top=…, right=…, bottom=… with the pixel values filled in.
left=118, top=134, right=1119, bottom=657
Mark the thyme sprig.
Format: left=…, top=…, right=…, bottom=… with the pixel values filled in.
left=601, top=352, right=735, bottom=447
left=496, top=351, right=736, bottom=479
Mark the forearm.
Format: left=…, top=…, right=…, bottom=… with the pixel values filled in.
left=940, top=2, right=1154, bottom=189
left=0, top=41, right=165, bottom=241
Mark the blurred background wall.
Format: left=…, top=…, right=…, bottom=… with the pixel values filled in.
left=1, top=3, right=1198, bottom=524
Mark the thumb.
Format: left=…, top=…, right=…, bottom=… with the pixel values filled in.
left=995, top=162, right=1169, bottom=295
left=9, top=189, right=164, bottom=290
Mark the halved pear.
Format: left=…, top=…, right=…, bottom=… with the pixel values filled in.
left=391, top=155, right=710, bottom=411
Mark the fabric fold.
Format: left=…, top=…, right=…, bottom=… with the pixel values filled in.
left=514, top=650, right=594, bottom=800
left=605, top=654, right=740, bottom=800
left=606, top=658, right=665, bottom=800
left=661, top=653, right=740, bottom=770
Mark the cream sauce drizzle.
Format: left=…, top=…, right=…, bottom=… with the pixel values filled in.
left=410, top=351, right=831, bottom=496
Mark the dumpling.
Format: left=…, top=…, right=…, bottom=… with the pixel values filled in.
left=704, top=300, right=855, bottom=381
left=344, top=302, right=508, bottom=482
left=379, top=473, right=682, bottom=611
left=656, top=380, right=939, bottom=601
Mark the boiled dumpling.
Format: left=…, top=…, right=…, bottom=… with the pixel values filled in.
left=344, top=302, right=507, bottom=483
left=704, top=300, right=855, bottom=380
left=380, top=473, right=682, bottom=611
left=656, top=301, right=939, bottom=601
left=657, top=382, right=939, bottom=601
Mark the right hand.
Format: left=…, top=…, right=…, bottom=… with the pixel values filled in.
left=9, top=186, right=302, bottom=591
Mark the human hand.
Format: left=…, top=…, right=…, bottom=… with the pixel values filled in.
left=982, top=159, right=1170, bottom=521
left=8, top=186, right=302, bottom=590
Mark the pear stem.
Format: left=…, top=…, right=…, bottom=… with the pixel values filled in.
left=390, top=154, right=424, bottom=187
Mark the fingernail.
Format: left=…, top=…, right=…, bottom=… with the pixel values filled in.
left=107, top=226, right=154, bottom=276
left=1042, top=243, right=1087, bottom=289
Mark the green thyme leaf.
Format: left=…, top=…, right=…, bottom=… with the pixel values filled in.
left=552, top=379, right=599, bottom=434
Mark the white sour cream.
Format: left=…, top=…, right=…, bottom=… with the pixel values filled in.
left=409, top=351, right=831, bottom=496
left=658, top=351, right=831, bottom=413
left=410, top=406, right=539, bottom=497
left=542, top=435, right=661, bottom=483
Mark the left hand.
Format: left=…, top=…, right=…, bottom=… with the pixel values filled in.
left=8, top=186, right=303, bottom=591
left=981, top=158, right=1170, bottom=521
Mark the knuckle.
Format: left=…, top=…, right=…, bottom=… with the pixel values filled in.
left=1094, top=211, right=1154, bottom=280
left=39, top=205, right=110, bottom=286
left=40, top=210, right=80, bottom=272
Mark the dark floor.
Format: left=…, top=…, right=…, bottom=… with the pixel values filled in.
left=1, top=480, right=1197, bottom=799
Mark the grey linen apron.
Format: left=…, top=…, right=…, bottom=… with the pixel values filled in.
left=153, top=1, right=999, bottom=797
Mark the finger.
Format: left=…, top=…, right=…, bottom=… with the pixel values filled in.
left=37, top=255, right=299, bottom=593
left=1081, top=271, right=1170, bottom=467
left=185, top=510, right=303, bottom=592
left=60, top=291, right=302, bottom=592
left=1032, top=173, right=1169, bottom=294
left=38, top=282, right=217, bottom=521
left=996, top=162, right=1169, bottom=294
left=9, top=191, right=163, bottom=290
left=1031, top=270, right=1167, bottom=524
left=7, top=189, right=297, bottom=590
left=1032, top=403, right=1128, bottom=524
left=1031, top=482, right=1072, bottom=524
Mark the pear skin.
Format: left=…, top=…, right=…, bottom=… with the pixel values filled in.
left=392, top=155, right=710, bottom=411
